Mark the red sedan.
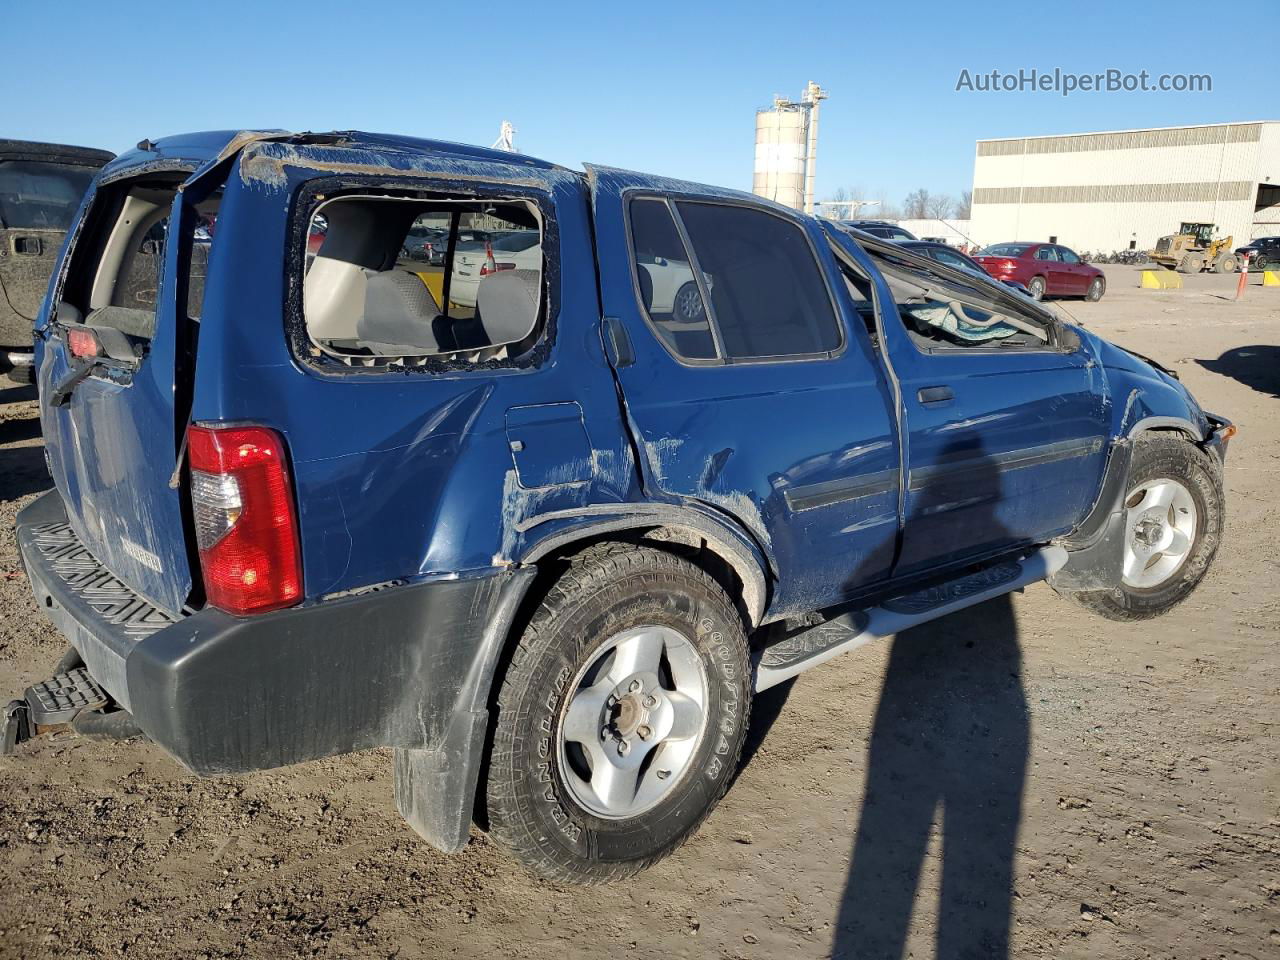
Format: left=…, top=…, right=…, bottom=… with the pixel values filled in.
left=974, top=242, right=1106, bottom=301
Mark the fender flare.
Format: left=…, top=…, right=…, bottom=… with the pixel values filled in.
left=516, top=503, right=772, bottom=628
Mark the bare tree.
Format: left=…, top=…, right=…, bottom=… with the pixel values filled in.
left=926, top=194, right=954, bottom=220
left=903, top=188, right=930, bottom=220
left=956, top=190, right=972, bottom=220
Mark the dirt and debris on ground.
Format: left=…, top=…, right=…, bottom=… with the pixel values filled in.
left=1, top=267, right=1277, bottom=959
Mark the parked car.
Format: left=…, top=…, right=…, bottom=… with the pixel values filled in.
left=449, top=230, right=541, bottom=308
left=7, top=131, right=1232, bottom=887
left=899, top=240, right=1036, bottom=299
left=0, top=139, right=113, bottom=383
left=401, top=225, right=447, bottom=262
left=1235, top=236, right=1280, bottom=270
left=839, top=219, right=917, bottom=241
left=974, top=242, right=1106, bottom=301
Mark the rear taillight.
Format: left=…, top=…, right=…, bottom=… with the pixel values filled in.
left=479, top=261, right=515, bottom=277
left=66, top=327, right=102, bottom=358
left=187, top=424, right=302, bottom=615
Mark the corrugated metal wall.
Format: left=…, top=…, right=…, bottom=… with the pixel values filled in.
left=969, top=122, right=1278, bottom=251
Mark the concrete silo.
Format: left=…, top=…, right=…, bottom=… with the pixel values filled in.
left=753, top=82, right=826, bottom=213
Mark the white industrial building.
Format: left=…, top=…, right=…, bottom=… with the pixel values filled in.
left=969, top=121, right=1280, bottom=253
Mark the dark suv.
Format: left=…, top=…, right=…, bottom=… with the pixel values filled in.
left=6, top=131, right=1231, bottom=884
left=0, top=140, right=113, bottom=382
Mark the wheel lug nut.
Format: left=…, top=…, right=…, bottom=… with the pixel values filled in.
left=606, top=696, right=616, bottom=707
left=642, top=695, right=657, bottom=708
left=628, top=679, right=642, bottom=693
left=617, top=740, right=631, bottom=756
left=637, top=725, right=652, bottom=740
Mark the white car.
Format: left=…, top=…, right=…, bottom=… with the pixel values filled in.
left=450, top=231, right=542, bottom=309
left=636, top=256, right=709, bottom=323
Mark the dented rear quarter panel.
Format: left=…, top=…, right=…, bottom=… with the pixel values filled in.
left=190, top=140, right=642, bottom=599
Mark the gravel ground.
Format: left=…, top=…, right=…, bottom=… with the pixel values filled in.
left=1, top=266, right=1276, bottom=959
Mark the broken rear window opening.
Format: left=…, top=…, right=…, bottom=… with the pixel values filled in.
left=302, top=194, right=544, bottom=368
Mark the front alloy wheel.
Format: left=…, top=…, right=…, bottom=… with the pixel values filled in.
left=1121, top=478, right=1198, bottom=589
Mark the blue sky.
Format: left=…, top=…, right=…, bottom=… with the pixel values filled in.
left=5, top=0, right=1271, bottom=208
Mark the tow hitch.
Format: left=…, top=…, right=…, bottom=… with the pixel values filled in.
left=2, top=667, right=109, bottom=755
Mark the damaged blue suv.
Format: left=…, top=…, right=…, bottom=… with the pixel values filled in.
left=7, top=131, right=1231, bottom=883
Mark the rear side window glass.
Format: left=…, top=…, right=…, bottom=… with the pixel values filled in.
left=1034, top=246, right=1059, bottom=261
left=0, top=160, right=97, bottom=230
left=675, top=201, right=841, bottom=360
left=303, top=196, right=543, bottom=367
left=627, top=198, right=715, bottom=360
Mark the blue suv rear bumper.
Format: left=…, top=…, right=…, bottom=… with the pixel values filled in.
left=16, top=489, right=533, bottom=847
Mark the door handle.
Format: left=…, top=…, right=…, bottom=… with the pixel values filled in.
left=917, top=386, right=954, bottom=405
left=602, top=316, right=634, bottom=368
left=13, top=236, right=43, bottom=256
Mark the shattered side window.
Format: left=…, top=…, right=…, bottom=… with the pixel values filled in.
left=302, top=195, right=544, bottom=367
left=867, top=246, right=1051, bottom=349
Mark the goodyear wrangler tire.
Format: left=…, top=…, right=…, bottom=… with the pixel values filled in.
left=485, top=544, right=751, bottom=884
left=1070, top=435, right=1224, bottom=622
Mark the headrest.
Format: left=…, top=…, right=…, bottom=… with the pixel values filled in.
left=475, top=269, right=540, bottom=348
left=356, top=269, right=441, bottom=353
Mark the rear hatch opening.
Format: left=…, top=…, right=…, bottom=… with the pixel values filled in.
left=38, top=169, right=218, bottom=616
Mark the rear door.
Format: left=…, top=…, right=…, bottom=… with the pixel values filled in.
left=1055, top=246, right=1089, bottom=293
left=1032, top=244, right=1067, bottom=294
left=36, top=163, right=218, bottom=614
left=587, top=166, right=902, bottom=617
left=0, top=150, right=109, bottom=349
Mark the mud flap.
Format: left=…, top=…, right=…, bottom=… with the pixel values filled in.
left=393, top=710, right=489, bottom=854
left=1048, top=439, right=1132, bottom=593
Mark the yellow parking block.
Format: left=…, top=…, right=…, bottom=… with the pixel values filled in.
left=1140, top=270, right=1182, bottom=289
left=1264, top=270, right=1280, bottom=287
left=414, top=271, right=446, bottom=310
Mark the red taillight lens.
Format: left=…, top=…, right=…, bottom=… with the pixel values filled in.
left=187, top=424, right=302, bottom=615
left=479, top=261, right=515, bottom=277
left=66, top=327, right=101, bottom=358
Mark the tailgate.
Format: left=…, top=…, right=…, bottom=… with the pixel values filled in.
left=35, top=166, right=216, bottom=616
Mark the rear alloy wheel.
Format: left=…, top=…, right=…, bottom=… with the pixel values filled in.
left=1027, top=276, right=1046, bottom=300
left=1067, top=435, right=1223, bottom=621
left=486, top=544, right=751, bottom=884
left=1085, top=277, right=1106, bottom=301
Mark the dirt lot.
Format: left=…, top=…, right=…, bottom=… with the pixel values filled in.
left=1, top=266, right=1276, bottom=959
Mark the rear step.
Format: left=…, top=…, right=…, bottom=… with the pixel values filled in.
left=3, top=667, right=109, bottom=754
left=752, top=546, right=1066, bottom=692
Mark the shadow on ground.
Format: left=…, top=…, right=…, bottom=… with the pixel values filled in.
left=1196, top=345, right=1280, bottom=398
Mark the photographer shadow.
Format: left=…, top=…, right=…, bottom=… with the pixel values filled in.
left=830, top=437, right=1029, bottom=959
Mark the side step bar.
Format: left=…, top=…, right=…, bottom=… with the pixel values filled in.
left=752, top=546, right=1067, bottom=692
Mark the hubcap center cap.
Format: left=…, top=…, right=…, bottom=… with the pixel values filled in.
left=610, top=693, right=646, bottom=738
left=1135, top=517, right=1164, bottom=546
